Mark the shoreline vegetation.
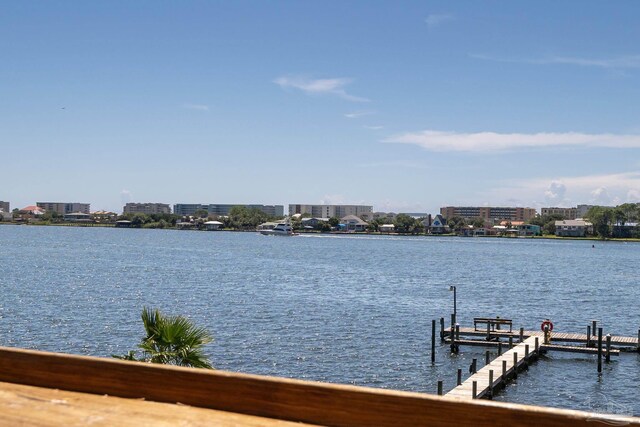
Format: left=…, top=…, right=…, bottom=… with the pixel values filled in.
left=2, top=221, right=639, bottom=243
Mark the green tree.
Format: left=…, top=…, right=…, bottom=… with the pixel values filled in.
left=471, top=217, right=485, bottom=228
left=586, top=206, right=614, bottom=238
left=114, top=307, right=213, bottom=369
left=394, top=214, right=417, bottom=233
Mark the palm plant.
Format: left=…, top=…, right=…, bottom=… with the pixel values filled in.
left=114, top=307, right=213, bottom=369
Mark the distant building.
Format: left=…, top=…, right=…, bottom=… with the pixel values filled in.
left=289, top=204, right=373, bottom=219
left=0, top=201, right=9, bottom=213
left=517, top=224, right=541, bottom=236
left=555, top=220, right=591, bottom=237
left=37, top=202, right=90, bottom=215
left=63, top=212, right=92, bottom=222
left=440, top=206, right=537, bottom=222
left=173, top=204, right=284, bottom=217
left=123, top=203, right=171, bottom=215
left=427, top=214, right=448, bottom=234
left=541, top=207, right=577, bottom=220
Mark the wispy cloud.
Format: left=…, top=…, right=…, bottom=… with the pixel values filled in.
left=344, top=111, right=374, bottom=119
left=470, top=53, right=640, bottom=69
left=425, top=14, right=454, bottom=29
left=181, top=103, right=210, bottom=111
left=274, top=75, right=369, bottom=102
left=384, top=130, right=640, bottom=152
left=364, top=125, right=384, bottom=130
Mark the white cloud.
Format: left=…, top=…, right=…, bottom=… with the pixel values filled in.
left=181, top=104, right=209, bottom=111
left=483, top=172, right=640, bottom=208
left=425, top=14, right=454, bottom=29
left=470, top=53, right=640, bottom=69
left=364, top=125, right=384, bottom=130
left=274, top=76, right=369, bottom=102
left=344, top=111, right=374, bottom=119
left=384, top=130, right=640, bottom=152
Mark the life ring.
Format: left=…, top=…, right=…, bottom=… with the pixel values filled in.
left=540, top=320, right=554, bottom=332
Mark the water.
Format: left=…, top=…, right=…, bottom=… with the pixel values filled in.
left=1, top=225, right=639, bottom=415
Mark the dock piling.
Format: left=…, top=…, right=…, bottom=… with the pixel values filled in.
left=592, top=320, right=597, bottom=337
left=456, top=324, right=460, bottom=340
left=486, top=322, right=491, bottom=341
left=488, top=370, right=494, bottom=398
left=437, top=380, right=443, bottom=395
left=513, top=352, right=518, bottom=378
left=471, top=358, right=477, bottom=374
left=457, top=368, right=462, bottom=386
left=587, top=325, right=591, bottom=347
left=525, top=344, right=529, bottom=360
left=440, top=318, right=445, bottom=341
left=597, top=327, right=603, bottom=374
left=535, top=337, right=539, bottom=353
left=472, top=381, right=477, bottom=399
left=509, top=336, right=513, bottom=348
left=485, top=350, right=490, bottom=366
left=431, top=319, right=436, bottom=364
left=502, top=360, right=506, bottom=382
left=606, top=334, right=611, bottom=363
left=498, top=342, right=502, bottom=356
left=450, top=314, right=458, bottom=354
left=519, top=327, right=524, bottom=343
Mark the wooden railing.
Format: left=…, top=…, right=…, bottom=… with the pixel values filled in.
left=0, top=346, right=637, bottom=426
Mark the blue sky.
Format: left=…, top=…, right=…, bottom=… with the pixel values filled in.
left=2, top=1, right=640, bottom=214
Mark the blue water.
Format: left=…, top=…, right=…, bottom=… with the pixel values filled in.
left=1, top=225, right=639, bottom=415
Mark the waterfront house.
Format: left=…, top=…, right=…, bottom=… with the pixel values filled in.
left=63, top=212, right=92, bottom=222
left=340, top=215, right=368, bottom=232
left=115, top=220, right=132, bottom=228
left=379, top=224, right=395, bottom=233
left=555, top=219, right=590, bottom=237
left=517, top=224, right=541, bottom=237
left=428, top=214, right=449, bottom=234
left=301, top=217, right=329, bottom=229
left=204, top=220, right=223, bottom=230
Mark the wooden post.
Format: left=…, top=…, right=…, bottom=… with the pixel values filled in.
left=486, top=322, right=491, bottom=341
left=519, top=327, right=524, bottom=343
left=535, top=337, right=539, bottom=354
left=587, top=325, right=591, bottom=347
left=502, top=360, right=506, bottom=382
left=437, top=380, right=443, bottom=395
left=457, top=368, right=462, bottom=386
left=471, top=358, right=477, bottom=374
left=509, top=336, right=513, bottom=348
left=597, top=327, right=603, bottom=374
left=606, top=334, right=611, bottom=363
left=450, top=314, right=457, bottom=354
left=498, top=342, right=502, bottom=356
left=525, top=344, right=529, bottom=360
left=488, top=370, right=494, bottom=399
left=440, top=317, right=445, bottom=342
left=485, top=350, right=490, bottom=366
left=513, top=352, right=518, bottom=378
left=592, top=320, right=597, bottom=337
left=472, top=381, right=477, bottom=399
left=431, top=319, right=436, bottom=364
left=455, top=324, right=460, bottom=340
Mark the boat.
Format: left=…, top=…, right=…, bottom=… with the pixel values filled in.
left=259, top=220, right=298, bottom=236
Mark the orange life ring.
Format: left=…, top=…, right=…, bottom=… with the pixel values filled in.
left=540, top=320, right=554, bottom=332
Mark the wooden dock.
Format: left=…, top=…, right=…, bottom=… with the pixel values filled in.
left=444, top=326, right=638, bottom=350
left=446, top=337, right=540, bottom=400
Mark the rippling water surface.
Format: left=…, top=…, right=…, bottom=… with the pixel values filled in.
left=1, top=225, right=639, bottom=415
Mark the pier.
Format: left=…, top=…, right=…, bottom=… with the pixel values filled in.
left=433, top=316, right=639, bottom=401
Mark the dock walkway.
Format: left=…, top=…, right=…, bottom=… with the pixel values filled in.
left=446, top=336, right=539, bottom=400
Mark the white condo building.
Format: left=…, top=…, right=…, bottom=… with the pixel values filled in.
left=288, top=204, right=373, bottom=219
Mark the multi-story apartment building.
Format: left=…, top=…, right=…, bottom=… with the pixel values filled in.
left=123, top=203, right=171, bottom=215
left=540, top=207, right=577, bottom=220
left=173, top=204, right=284, bottom=217
left=288, top=204, right=373, bottom=219
left=440, top=206, right=537, bottom=222
left=37, top=202, right=90, bottom=215
left=0, top=201, right=9, bottom=212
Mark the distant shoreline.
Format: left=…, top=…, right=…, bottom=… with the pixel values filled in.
left=2, top=221, right=639, bottom=243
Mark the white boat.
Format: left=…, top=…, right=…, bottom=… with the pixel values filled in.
left=259, top=221, right=297, bottom=236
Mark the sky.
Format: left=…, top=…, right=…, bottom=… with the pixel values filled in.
left=2, top=1, right=640, bottom=214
